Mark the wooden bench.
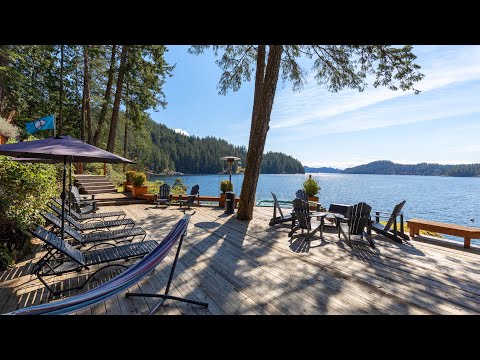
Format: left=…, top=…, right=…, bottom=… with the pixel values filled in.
left=137, top=194, right=240, bottom=207
left=407, top=218, right=480, bottom=248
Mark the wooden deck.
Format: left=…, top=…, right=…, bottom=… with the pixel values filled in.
left=1, top=204, right=480, bottom=315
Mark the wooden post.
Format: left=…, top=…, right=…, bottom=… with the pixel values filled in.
left=464, top=238, right=471, bottom=249
left=409, top=226, right=415, bottom=237
left=103, top=162, right=107, bottom=176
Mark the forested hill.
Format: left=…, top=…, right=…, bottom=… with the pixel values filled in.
left=138, top=119, right=304, bottom=174
left=343, top=160, right=480, bottom=177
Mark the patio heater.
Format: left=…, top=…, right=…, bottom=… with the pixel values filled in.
left=220, top=156, right=240, bottom=214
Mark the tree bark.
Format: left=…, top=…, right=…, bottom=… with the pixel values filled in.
left=83, top=46, right=93, bottom=144
left=123, top=106, right=128, bottom=173
left=236, top=45, right=283, bottom=221
left=80, top=48, right=86, bottom=141
left=107, top=45, right=128, bottom=152
left=74, top=46, right=81, bottom=138
left=59, top=45, right=64, bottom=135
left=93, top=45, right=117, bottom=147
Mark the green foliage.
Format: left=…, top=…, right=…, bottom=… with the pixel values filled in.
left=133, top=172, right=147, bottom=187
left=190, top=45, right=423, bottom=95
left=0, top=244, right=14, bottom=271
left=125, top=170, right=136, bottom=183
left=261, top=152, right=304, bottom=174
left=303, top=177, right=320, bottom=197
left=147, top=180, right=164, bottom=194
left=220, top=180, right=233, bottom=193
left=171, top=177, right=187, bottom=195
left=342, top=160, right=480, bottom=177
left=0, top=156, right=58, bottom=231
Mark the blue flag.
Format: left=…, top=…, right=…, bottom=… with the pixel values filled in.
left=26, top=114, right=55, bottom=134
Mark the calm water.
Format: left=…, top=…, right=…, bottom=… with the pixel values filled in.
left=148, top=173, right=480, bottom=245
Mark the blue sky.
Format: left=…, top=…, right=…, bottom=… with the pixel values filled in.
left=149, top=45, right=480, bottom=169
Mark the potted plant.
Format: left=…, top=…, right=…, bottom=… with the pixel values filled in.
left=219, top=180, right=233, bottom=207
left=124, top=170, right=136, bottom=191
left=132, top=172, right=148, bottom=197
left=303, top=175, right=320, bottom=210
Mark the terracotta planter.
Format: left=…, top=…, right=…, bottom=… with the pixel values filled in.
left=219, top=193, right=226, bottom=208
left=308, top=195, right=319, bottom=211
left=132, top=185, right=148, bottom=197
left=123, top=181, right=133, bottom=191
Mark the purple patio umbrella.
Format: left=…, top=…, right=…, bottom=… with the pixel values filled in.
left=0, top=135, right=135, bottom=240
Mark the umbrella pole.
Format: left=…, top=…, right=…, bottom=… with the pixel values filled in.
left=68, top=160, right=72, bottom=215
left=61, top=156, right=67, bottom=240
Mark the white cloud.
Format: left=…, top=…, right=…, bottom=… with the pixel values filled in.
left=174, top=128, right=189, bottom=136
left=270, top=45, right=480, bottom=134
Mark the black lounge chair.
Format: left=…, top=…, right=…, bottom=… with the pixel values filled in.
left=288, top=198, right=325, bottom=240
left=53, top=197, right=126, bottom=221
left=335, top=202, right=374, bottom=248
left=179, top=184, right=199, bottom=209
left=156, top=183, right=172, bottom=208
left=43, top=212, right=147, bottom=245
left=49, top=204, right=135, bottom=231
left=269, top=192, right=292, bottom=226
left=30, top=225, right=157, bottom=295
left=68, top=185, right=97, bottom=214
left=371, top=200, right=410, bottom=243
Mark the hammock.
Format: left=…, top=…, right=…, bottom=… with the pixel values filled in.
left=5, top=214, right=192, bottom=315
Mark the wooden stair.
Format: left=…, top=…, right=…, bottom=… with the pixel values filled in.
left=75, top=174, right=118, bottom=195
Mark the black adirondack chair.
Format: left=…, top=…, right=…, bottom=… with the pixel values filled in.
left=269, top=192, right=293, bottom=226
left=371, top=200, right=409, bottom=243
left=156, top=184, right=172, bottom=208
left=179, top=185, right=200, bottom=209
left=336, top=202, right=374, bottom=248
left=30, top=225, right=157, bottom=295
left=68, top=185, right=97, bottom=214
left=295, top=189, right=309, bottom=203
left=288, top=198, right=324, bottom=240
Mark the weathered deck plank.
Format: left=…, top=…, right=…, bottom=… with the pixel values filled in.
left=1, top=204, right=479, bottom=315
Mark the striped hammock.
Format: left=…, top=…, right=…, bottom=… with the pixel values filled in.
left=5, top=214, right=191, bottom=315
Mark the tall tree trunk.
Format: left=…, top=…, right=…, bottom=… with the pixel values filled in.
left=83, top=46, right=93, bottom=144
left=123, top=106, right=128, bottom=173
left=59, top=45, right=64, bottom=135
left=74, top=46, right=81, bottom=138
left=80, top=48, right=86, bottom=141
left=0, top=45, right=6, bottom=115
left=93, top=44, right=117, bottom=147
left=107, top=45, right=128, bottom=152
left=237, top=45, right=283, bottom=221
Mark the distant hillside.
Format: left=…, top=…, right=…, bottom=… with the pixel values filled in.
left=129, top=118, right=304, bottom=174
left=343, top=160, right=480, bottom=177
left=304, top=166, right=342, bottom=173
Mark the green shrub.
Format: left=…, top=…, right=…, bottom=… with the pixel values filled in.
left=147, top=180, right=164, bottom=194
left=133, top=172, right=147, bottom=187
left=0, top=156, right=58, bottom=231
left=0, top=244, right=14, bottom=271
left=303, top=177, right=320, bottom=197
left=125, top=170, right=137, bottom=183
left=220, top=180, right=233, bottom=193
left=171, top=177, right=187, bottom=195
